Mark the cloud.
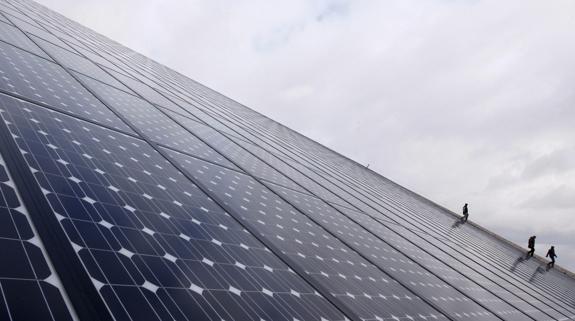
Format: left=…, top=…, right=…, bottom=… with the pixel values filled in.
left=36, top=0, right=575, bottom=271
left=521, top=185, right=575, bottom=210
left=521, top=147, right=575, bottom=180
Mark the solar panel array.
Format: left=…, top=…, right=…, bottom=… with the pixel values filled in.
left=0, top=0, right=574, bottom=320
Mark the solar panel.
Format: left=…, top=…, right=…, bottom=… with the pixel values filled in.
left=30, top=35, right=133, bottom=93
left=0, top=18, right=51, bottom=59
left=165, top=150, right=449, bottom=321
left=0, top=135, right=75, bottom=321
left=0, top=93, right=348, bottom=321
left=72, top=74, right=240, bottom=171
left=0, top=39, right=133, bottom=134
left=0, top=0, right=574, bottom=320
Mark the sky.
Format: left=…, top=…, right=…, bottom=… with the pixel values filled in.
left=34, top=0, right=575, bottom=272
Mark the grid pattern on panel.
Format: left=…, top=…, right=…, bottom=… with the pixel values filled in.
left=165, top=149, right=449, bottom=321
left=330, top=204, right=557, bottom=320
left=0, top=38, right=133, bottom=134
left=0, top=18, right=51, bottom=59
left=4, top=11, right=71, bottom=49
left=167, top=113, right=309, bottom=194
left=265, top=183, right=538, bottom=321
left=165, top=108, right=247, bottom=143
left=0, top=139, right=74, bottom=321
left=74, top=73, right=241, bottom=170
left=232, top=138, right=352, bottom=208
left=103, top=67, right=189, bottom=115
left=30, top=34, right=133, bottom=93
left=0, top=1, right=34, bottom=24
left=0, top=93, right=348, bottom=321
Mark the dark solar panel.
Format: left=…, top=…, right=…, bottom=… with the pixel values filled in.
left=0, top=93, right=348, bottom=321
left=0, top=136, right=75, bottom=321
left=0, top=0, right=574, bottom=320
left=165, top=149, right=449, bottom=321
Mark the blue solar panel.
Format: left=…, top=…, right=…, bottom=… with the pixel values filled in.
left=0, top=135, right=75, bottom=321
left=0, top=93, right=348, bottom=321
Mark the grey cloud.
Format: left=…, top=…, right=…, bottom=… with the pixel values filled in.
left=521, top=148, right=575, bottom=180
left=520, top=185, right=575, bottom=210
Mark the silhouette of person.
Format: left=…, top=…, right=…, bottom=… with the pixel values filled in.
left=546, top=246, right=557, bottom=268
left=462, top=203, right=469, bottom=222
left=526, top=236, right=536, bottom=257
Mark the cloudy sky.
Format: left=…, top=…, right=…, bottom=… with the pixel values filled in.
left=35, top=0, right=575, bottom=271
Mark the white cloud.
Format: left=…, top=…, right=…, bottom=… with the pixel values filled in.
left=35, top=0, right=575, bottom=271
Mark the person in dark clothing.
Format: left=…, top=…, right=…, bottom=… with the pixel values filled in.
left=526, top=236, right=536, bottom=257
left=462, top=203, right=469, bottom=222
left=546, top=246, right=557, bottom=268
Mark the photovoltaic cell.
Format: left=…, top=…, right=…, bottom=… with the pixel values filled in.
left=0, top=132, right=74, bottom=321
left=0, top=93, right=347, bottom=321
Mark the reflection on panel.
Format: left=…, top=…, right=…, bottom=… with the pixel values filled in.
left=75, top=73, right=240, bottom=170
left=165, top=149, right=449, bottom=321
left=167, top=112, right=308, bottom=193
left=31, top=35, right=133, bottom=92
left=103, top=67, right=189, bottom=114
left=0, top=12, right=10, bottom=23
left=0, top=127, right=74, bottom=321
left=3, top=12, right=71, bottom=49
left=0, top=19, right=51, bottom=59
left=0, top=41, right=133, bottom=134
left=0, top=94, right=347, bottom=321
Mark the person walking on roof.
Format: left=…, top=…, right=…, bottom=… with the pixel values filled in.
left=462, top=203, right=469, bottom=222
left=527, top=236, right=536, bottom=257
left=546, top=246, right=557, bottom=268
